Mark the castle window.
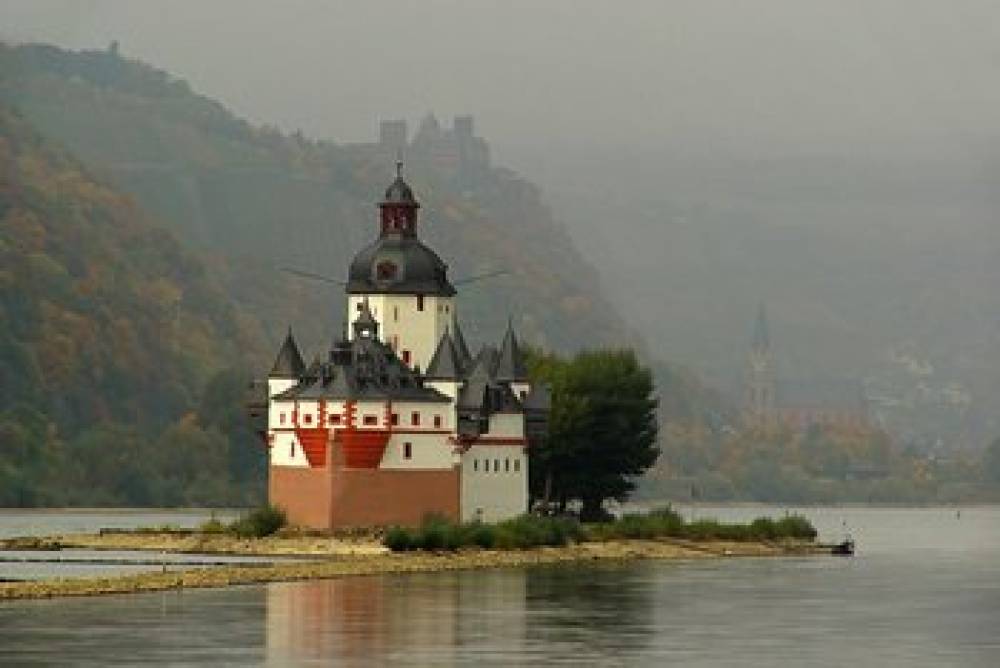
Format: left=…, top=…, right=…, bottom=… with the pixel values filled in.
left=433, top=415, right=442, bottom=428
left=356, top=302, right=363, bottom=312
left=484, top=459, right=489, bottom=472
left=514, top=458, right=520, bottom=472
left=505, top=458, right=510, bottom=472
left=402, top=350, right=411, bottom=365
left=520, top=390, right=527, bottom=400
left=404, top=442, right=412, bottom=459
left=363, top=415, right=378, bottom=426
left=416, top=295, right=424, bottom=311
left=304, top=414, right=313, bottom=425
left=411, top=412, right=420, bottom=426
left=494, top=459, right=500, bottom=472
left=391, top=413, right=399, bottom=426
left=474, top=459, right=479, bottom=472
left=393, top=306, right=399, bottom=322
left=279, top=413, right=286, bottom=425
left=328, top=414, right=341, bottom=425
left=290, top=442, right=295, bottom=457
left=445, top=305, right=450, bottom=313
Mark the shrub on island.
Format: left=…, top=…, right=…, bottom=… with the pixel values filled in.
left=199, top=505, right=287, bottom=538
left=383, top=507, right=817, bottom=552
left=384, top=514, right=584, bottom=552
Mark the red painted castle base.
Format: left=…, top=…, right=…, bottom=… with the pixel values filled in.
left=268, top=439, right=460, bottom=530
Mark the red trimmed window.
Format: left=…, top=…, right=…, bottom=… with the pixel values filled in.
left=402, top=350, right=411, bottom=365
left=433, top=415, right=442, bottom=428
left=404, top=442, right=412, bottom=459
left=328, top=414, right=341, bottom=425
left=363, top=415, right=378, bottom=426
left=411, top=412, right=420, bottom=426
left=304, top=414, right=312, bottom=425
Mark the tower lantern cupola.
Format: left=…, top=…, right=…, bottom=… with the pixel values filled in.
left=380, top=160, right=420, bottom=238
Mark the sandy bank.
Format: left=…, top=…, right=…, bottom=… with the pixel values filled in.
left=0, top=537, right=826, bottom=601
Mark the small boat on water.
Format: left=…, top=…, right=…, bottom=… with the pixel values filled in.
left=831, top=537, right=855, bottom=556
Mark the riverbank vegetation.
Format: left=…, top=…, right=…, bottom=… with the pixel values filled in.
left=383, top=508, right=817, bottom=552
left=199, top=505, right=286, bottom=538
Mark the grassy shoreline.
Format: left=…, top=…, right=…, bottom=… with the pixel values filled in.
left=0, top=536, right=828, bottom=601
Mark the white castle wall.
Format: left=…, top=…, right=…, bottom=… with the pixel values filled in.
left=460, top=444, right=528, bottom=522
left=348, top=293, right=455, bottom=372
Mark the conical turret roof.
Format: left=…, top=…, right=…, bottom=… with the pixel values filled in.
left=453, top=320, right=473, bottom=369
left=269, top=327, right=306, bottom=378
left=496, top=319, right=528, bottom=382
left=426, top=331, right=464, bottom=380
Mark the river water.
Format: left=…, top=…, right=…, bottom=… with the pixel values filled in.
left=0, top=506, right=997, bottom=666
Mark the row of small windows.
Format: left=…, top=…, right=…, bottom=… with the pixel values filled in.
left=355, top=297, right=450, bottom=316
left=278, top=412, right=443, bottom=428
left=472, top=458, right=521, bottom=473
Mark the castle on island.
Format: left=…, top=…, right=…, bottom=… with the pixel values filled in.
left=259, top=163, right=549, bottom=530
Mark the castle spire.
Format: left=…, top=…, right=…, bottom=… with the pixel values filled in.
left=752, top=302, right=770, bottom=352
left=269, top=327, right=306, bottom=378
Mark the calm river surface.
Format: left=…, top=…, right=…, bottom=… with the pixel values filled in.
left=1, top=506, right=997, bottom=666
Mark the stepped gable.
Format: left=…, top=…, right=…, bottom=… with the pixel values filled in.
left=270, top=327, right=306, bottom=378
left=426, top=331, right=465, bottom=380
left=496, top=319, right=529, bottom=382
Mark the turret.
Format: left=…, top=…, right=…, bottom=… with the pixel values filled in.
left=268, top=327, right=305, bottom=397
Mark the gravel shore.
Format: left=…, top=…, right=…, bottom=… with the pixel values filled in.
left=0, top=535, right=826, bottom=601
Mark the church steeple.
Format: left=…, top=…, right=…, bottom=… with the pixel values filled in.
left=379, top=159, right=420, bottom=238
left=744, top=302, right=775, bottom=427
left=752, top=302, right=770, bottom=352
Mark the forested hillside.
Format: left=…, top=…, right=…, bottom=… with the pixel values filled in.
left=0, top=105, right=263, bottom=505
left=0, top=42, right=651, bottom=507
left=0, top=43, right=633, bottom=356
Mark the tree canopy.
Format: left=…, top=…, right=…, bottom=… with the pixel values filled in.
left=528, top=349, right=659, bottom=520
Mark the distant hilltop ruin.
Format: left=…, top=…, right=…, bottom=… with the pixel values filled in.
left=351, top=114, right=491, bottom=181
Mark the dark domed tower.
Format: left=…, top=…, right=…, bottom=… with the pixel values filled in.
left=345, top=162, right=457, bottom=371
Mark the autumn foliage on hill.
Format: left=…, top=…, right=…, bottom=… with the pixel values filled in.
left=0, top=106, right=263, bottom=505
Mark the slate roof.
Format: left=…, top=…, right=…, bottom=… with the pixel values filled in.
left=269, top=328, right=306, bottom=378
left=453, top=321, right=473, bottom=369
left=426, top=331, right=465, bottom=380
left=346, top=236, right=456, bottom=296
left=274, top=334, right=449, bottom=403
left=496, top=319, right=529, bottom=382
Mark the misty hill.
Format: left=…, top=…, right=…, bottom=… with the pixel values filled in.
left=0, top=105, right=264, bottom=505
left=518, top=145, right=1000, bottom=451
left=0, top=43, right=633, bottom=357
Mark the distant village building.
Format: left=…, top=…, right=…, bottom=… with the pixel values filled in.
left=256, top=164, right=548, bottom=529
left=742, top=304, right=869, bottom=430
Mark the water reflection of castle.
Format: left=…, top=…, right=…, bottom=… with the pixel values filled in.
left=264, top=573, right=527, bottom=666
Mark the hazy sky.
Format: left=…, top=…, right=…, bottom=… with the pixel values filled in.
left=4, top=0, right=1000, bottom=162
